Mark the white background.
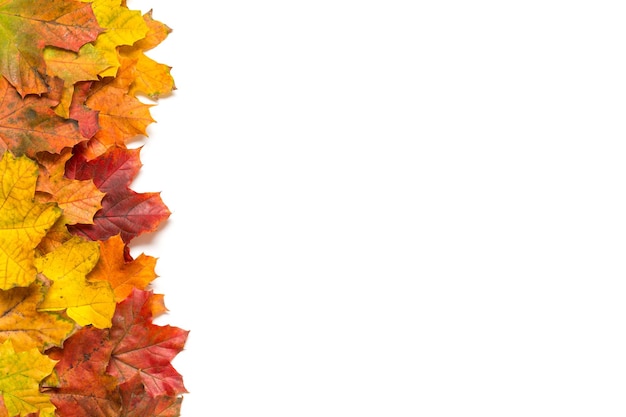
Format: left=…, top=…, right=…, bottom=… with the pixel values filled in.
left=128, top=1, right=626, bottom=416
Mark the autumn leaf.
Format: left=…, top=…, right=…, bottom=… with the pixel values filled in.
left=0, top=77, right=87, bottom=157
left=0, top=340, right=56, bottom=417
left=66, top=146, right=170, bottom=243
left=69, top=50, right=157, bottom=158
left=87, top=85, right=155, bottom=150
left=0, top=3, right=185, bottom=417
left=88, top=234, right=157, bottom=301
left=36, top=149, right=105, bottom=225
left=0, top=282, right=75, bottom=352
left=119, top=375, right=182, bottom=417
left=82, top=0, right=149, bottom=78
left=44, top=327, right=121, bottom=417
left=44, top=44, right=111, bottom=118
left=133, top=11, right=171, bottom=52
left=69, top=81, right=100, bottom=139
left=35, top=148, right=105, bottom=253
left=44, top=44, right=110, bottom=91
left=120, top=11, right=175, bottom=100
left=0, top=152, right=61, bottom=290
left=108, top=289, right=188, bottom=397
left=0, top=0, right=102, bottom=96
left=36, top=236, right=116, bottom=328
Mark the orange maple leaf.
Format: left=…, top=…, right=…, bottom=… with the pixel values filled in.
left=0, top=78, right=87, bottom=157
left=88, top=234, right=158, bottom=301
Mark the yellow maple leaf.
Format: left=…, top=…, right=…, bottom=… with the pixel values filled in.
left=0, top=282, right=75, bottom=352
left=0, top=340, right=56, bottom=417
left=82, top=0, right=149, bottom=78
left=120, top=12, right=176, bottom=100
left=36, top=236, right=116, bottom=329
left=0, top=152, right=61, bottom=290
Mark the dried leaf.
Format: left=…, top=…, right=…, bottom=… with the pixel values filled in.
left=66, top=146, right=170, bottom=243
left=0, top=282, right=75, bottom=352
left=36, top=236, right=116, bottom=329
left=0, top=152, right=61, bottom=290
left=0, top=340, right=56, bottom=417
left=0, top=0, right=101, bottom=96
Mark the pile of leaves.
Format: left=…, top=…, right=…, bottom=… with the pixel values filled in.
left=0, top=1, right=187, bottom=416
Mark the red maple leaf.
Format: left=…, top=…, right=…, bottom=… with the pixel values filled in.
left=44, top=327, right=121, bottom=417
left=119, top=375, right=183, bottom=417
left=107, top=289, right=188, bottom=397
left=70, top=81, right=100, bottom=139
left=65, top=146, right=170, bottom=243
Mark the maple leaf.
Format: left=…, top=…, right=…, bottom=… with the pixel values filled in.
left=82, top=73, right=155, bottom=156
left=44, top=327, right=121, bottom=417
left=70, top=50, right=157, bottom=158
left=88, top=86, right=155, bottom=149
left=44, top=44, right=111, bottom=118
left=0, top=0, right=102, bottom=96
left=0, top=77, right=87, bottom=157
left=81, top=0, right=149, bottom=78
left=0, top=3, right=185, bottom=417
left=87, top=234, right=157, bottom=301
left=0, top=282, right=75, bottom=352
left=119, top=375, right=182, bottom=417
left=108, top=289, right=188, bottom=397
left=66, top=146, right=171, bottom=243
left=36, top=149, right=105, bottom=225
left=0, top=340, right=56, bottom=417
left=0, top=152, right=61, bottom=290
left=36, top=236, right=116, bottom=328
left=120, top=11, right=175, bottom=100
left=133, top=11, right=171, bottom=52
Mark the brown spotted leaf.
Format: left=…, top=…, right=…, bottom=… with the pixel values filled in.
left=44, top=326, right=121, bottom=417
left=0, top=77, right=86, bottom=157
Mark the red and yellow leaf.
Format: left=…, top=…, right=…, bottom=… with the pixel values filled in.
left=36, top=149, right=105, bottom=225
left=0, top=0, right=101, bottom=96
left=66, top=146, right=170, bottom=243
